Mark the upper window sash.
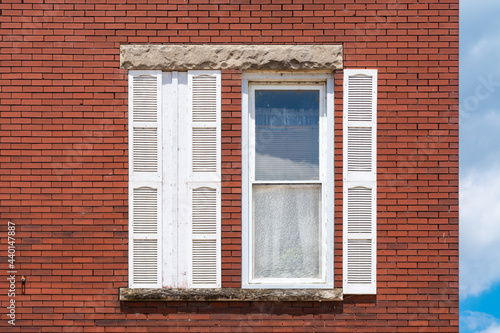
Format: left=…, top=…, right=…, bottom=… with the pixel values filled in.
left=249, top=84, right=325, bottom=184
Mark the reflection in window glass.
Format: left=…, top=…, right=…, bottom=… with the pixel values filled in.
left=255, top=90, right=319, bottom=181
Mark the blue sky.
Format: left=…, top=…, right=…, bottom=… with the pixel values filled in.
left=460, top=0, right=500, bottom=332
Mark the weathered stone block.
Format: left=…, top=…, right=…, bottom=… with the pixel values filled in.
left=120, top=44, right=343, bottom=71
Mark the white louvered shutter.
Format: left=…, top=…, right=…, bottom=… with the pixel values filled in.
left=187, top=71, right=221, bottom=288
left=128, top=71, right=162, bottom=288
left=343, top=69, right=377, bottom=294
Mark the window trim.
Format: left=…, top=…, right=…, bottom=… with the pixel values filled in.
left=241, top=72, right=335, bottom=289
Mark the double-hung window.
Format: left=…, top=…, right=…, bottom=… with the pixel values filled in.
left=242, top=73, right=334, bottom=288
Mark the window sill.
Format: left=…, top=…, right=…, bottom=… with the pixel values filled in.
left=119, top=288, right=343, bottom=302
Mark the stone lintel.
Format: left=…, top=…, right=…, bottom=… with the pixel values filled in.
left=120, top=288, right=343, bottom=302
left=120, top=44, right=343, bottom=71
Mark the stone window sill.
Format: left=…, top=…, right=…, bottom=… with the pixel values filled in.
left=119, top=288, right=343, bottom=302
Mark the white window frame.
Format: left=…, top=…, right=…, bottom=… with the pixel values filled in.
left=241, top=72, right=334, bottom=289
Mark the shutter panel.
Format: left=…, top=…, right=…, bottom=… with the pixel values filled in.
left=188, top=71, right=221, bottom=288
left=343, top=69, right=377, bottom=294
left=129, top=71, right=162, bottom=288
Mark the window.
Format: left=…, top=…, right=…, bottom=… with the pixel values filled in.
left=242, top=73, right=334, bottom=288
left=127, top=67, right=377, bottom=296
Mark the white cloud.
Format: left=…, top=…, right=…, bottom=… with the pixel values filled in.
left=462, top=110, right=500, bottom=159
left=466, top=33, right=500, bottom=57
left=463, top=35, right=500, bottom=75
left=461, top=311, right=500, bottom=333
left=460, top=0, right=500, bottom=105
left=460, top=165, right=500, bottom=298
left=463, top=109, right=500, bottom=135
left=481, top=325, right=500, bottom=333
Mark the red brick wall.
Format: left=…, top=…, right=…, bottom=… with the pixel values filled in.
left=0, top=0, right=459, bottom=331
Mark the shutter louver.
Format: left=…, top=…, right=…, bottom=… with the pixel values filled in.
left=192, top=187, right=217, bottom=235
left=347, top=75, right=374, bottom=122
left=191, top=188, right=218, bottom=285
left=343, top=69, right=377, bottom=294
left=129, top=71, right=162, bottom=288
left=188, top=71, right=221, bottom=288
left=347, top=127, right=372, bottom=173
left=347, top=187, right=373, bottom=234
left=192, top=128, right=217, bottom=173
left=346, top=239, right=372, bottom=284
left=133, top=239, right=159, bottom=285
left=192, top=75, right=218, bottom=122
left=132, top=74, right=160, bottom=122
left=133, top=128, right=158, bottom=173
left=192, top=240, right=217, bottom=285
left=133, top=187, right=159, bottom=234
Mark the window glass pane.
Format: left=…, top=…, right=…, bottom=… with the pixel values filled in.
left=255, top=90, right=319, bottom=181
left=253, top=184, right=321, bottom=279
